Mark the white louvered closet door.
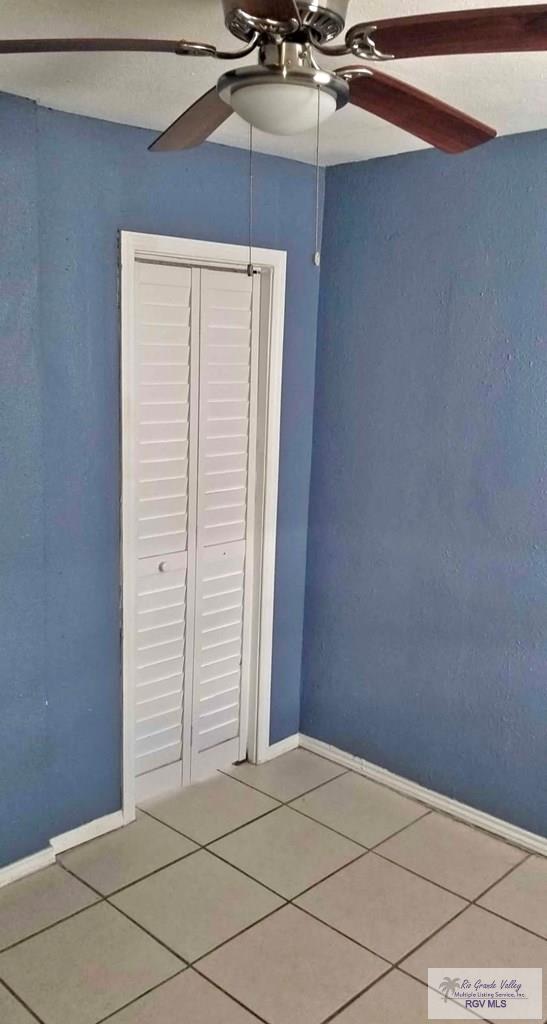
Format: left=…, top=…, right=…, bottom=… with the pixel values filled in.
left=190, top=269, right=260, bottom=780
left=128, top=259, right=260, bottom=792
left=132, top=261, right=196, bottom=787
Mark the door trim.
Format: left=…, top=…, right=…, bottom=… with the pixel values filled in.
left=120, top=231, right=287, bottom=823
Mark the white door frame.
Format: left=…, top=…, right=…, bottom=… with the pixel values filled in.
left=120, top=230, right=286, bottom=823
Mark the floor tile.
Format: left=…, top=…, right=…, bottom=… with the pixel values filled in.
left=0, top=902, right=181, bottom=1024
left=0, top=982, right=38, bottom=1024
left=478, top=855, right=547, bottom=939
left=0, top=864, right=99, bottom=952
left=401, top=906, right=547, bottom=1024
left=227, top=749, right=346, bottom=801
left=141, top=774, right=279, bottom=845
left=110, top=849, right=282, bottom=961
left=210, top=806, right=363, bottom=898
left=199, top=904, right=389, bottom=1024
left=107, top=969, right=258, bottom=1023
left=331, top=968, right=481, bottom=1022
left=291, top=772, right=427, bottom=847
left=296, top=852, right=466, bottom=963
left=375, top=812, right=526, bottom=899
left=59, top=811, right=197, bottom=895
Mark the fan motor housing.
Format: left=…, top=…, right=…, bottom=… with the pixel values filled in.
left=222, top=0, right=349, bottom=43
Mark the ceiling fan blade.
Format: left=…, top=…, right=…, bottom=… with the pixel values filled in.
left=0, top=37, right=188, bottom=54
left=352, top=6, right=547, bottom=59
left=341, top=67, right=496, bottom=153
left=149, top=88, right=233, bottom=152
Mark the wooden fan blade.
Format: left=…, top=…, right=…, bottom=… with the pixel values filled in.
left=149, top=88, right=233, bottom=152
left=0, top=37, right=185, bottom=54
left=354, top=6, right=547, bottom=59
left=341, top=67, right=497, bottom=153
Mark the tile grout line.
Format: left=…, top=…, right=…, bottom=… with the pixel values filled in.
left=321, top=966, right=489, bottom=1024
left=286, top=802, right=432, bottom=854
left=293, top=900, right=397, bottom=964
left=395, top=971, right=487, bottom=1024
left=137, top=805, right=214, bottom=845
left=283, top=802, right=381, bottom=848
left=214, top=766, right=433, bottom=852
left=392, top=900, right=472, bottom=967
left=367, top=847, right=514, bottom=905
left=0, top=891, right=105, bottom=956
left=287, top=851, right=370, bottom=903
left=191, top=964, right=271, bottom=1023
left=320, top=965, right=397, bottom=1024
left=189, top=904, right=291, bottom=967
left=93, top=967, right=187, bottom=1024
left=361, top=808, right=433, bottom=850
left=102, top=895, right=189, bottom=965
left=470, top=904, right=547, bottom=947
left=139, top=801, right=282, bottom=847
left=0, top=975, right=47, bottom=1024
left=57, top=861, right=107, bottom=898
left=217, top=765, right=349, bottom=803
left=469, top=851, right=532, bottom=903
left=79, top=848, right=200, bottom=900
left=202, top=847, right=292, bottom=901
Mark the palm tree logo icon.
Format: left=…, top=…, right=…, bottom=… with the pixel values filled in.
left=439, top=977, right=461, bottom=1003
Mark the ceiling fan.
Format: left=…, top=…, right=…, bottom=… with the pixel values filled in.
left=1, top=0, right=546, bottom=154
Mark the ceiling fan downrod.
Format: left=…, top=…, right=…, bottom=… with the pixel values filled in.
left=222, top=0, right=350, bottom=44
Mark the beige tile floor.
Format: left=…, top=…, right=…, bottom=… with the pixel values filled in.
left=0, top=748, right=545, bottom=1024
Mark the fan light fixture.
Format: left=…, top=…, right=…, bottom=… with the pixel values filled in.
left=217, top=66, right=348, bottom=135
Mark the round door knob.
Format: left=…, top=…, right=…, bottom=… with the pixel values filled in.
left=158, top=561, right=168, bottom=573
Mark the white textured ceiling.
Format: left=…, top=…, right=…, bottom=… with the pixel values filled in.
left=0, top=0, right=545, bottom=164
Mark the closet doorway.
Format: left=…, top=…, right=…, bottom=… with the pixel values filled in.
left=120, top=232, right=286, bottom=821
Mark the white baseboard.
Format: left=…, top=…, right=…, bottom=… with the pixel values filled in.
left=257, top=733, right=301, bottom=763
left=0, top=810, right=126, bottom=889
left=0, top=847, right=55, bottom=889
left=299, top=734, right=547, bottom=857
left=50, top=810, right=124, bottom=856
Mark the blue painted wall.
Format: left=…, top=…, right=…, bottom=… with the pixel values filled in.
left=302, top=130, right=547, bottom=836
left=0, top=92, right=322, bottom=866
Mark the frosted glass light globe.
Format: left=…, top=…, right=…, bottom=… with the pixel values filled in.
left=227, top=82, right=337, bottom=135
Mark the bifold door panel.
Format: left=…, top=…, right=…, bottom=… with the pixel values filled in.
left=128, top=259, right=260, bottom=790
left=133, top=262, right=192, bottom=780
left=191, top=270, right=259, bottom=778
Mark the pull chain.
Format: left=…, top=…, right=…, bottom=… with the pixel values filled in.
left=247, top=123, right=254, bottom=276
left=313, top=86, right=321, bottom=267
